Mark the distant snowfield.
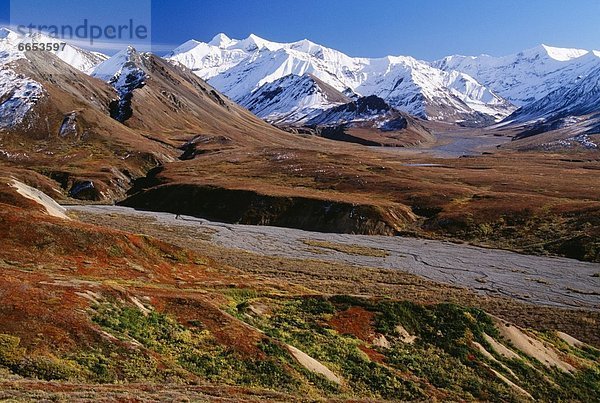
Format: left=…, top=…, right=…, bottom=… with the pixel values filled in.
left=434, top=44, right=600, bottom=106
left=166, top=34, right=600, bottom=126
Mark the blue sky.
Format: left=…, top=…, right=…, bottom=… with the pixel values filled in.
left=1, top=0, right=599, bottom=59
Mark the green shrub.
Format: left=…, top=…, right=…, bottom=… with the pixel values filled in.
left=299, top=297, right=335, bottom=315
left=0, top=334, right=24, bottom=367
left=92, top=301, right=299, bottom=390
left=247, top=298, right=424, bottom=400
left=17, top=356, right=81, bottom=381
left=375, top=302, right=496, bottom=355
left=386, top=345, right=514, bottom=401
left=73, top=351, right=115, bottom=383
left=121, top=353, right=158, bottom=381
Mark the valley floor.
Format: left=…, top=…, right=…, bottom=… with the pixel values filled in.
left=376, top=128, right=514, bottom=158
left=69, top=205, right=600, bottom=349
left=69, top=206, right=600, bottom=311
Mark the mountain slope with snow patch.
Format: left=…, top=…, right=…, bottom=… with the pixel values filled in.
left=239, top=73, right=350, bottom=125
left=509, top=65, right=600, bottom=123
left=92, top=47, right=148, bottom=122
left=0, top=28, right=44, bottom=128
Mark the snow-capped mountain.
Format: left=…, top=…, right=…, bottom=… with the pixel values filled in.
left=88, top=44, right=294, bottom=148
left=91, top=46, right=147, bottom=122
left=25, top=33, right=107, bottom=74
left=167, top=33, right=284, bottom=81
left=305, top=95, right=434, bottom=147
left=196, top=41, right=351, bottom=103
left=509, top=65, right=600, bottom=123
left=167, top=33, right=515, bottom=125
left=352, top=56, right=514, bottom=122
left=3, top=23, right=598, bottom=145
left=0, top=27, right=107, bottom=74
left=501, top=64, right=600, bottom=142
left=434, top=44, right=600, bottom=106
left=238, top=73, right=351, bottom=125
left=0, top=26, right=113, bottom=130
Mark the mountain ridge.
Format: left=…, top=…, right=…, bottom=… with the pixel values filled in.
left=166, top=33, right=517, bottom=125
left=434, top=43, right=600, bottom=106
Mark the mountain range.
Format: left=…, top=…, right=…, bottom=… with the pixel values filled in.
left=166, top=33, right=600, bottom=136
left=1, top=27, right=599, bottom=158
left=167, top=33, right=515, bottom=125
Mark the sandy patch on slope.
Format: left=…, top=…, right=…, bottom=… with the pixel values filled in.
left=395, top=324, right=417, bottom=344
left=483, top=332, right=520, bottom=360
left=286, top=344, right=342, bottom=385
left=556, top=331, right=586, bottom=349
left=493, top=317, right=575, bottom=372
left=10, top=179, right=69, bottom=220
left=488, top=367, right=533, bottom=400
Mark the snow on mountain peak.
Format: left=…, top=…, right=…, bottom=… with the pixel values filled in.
left=507, top=64, right=600, bottom=133
left=91, top=46, right=144, bottom=82
left=91, top=46, right=148, bottom=123
left=208, top=33, right=233, bottom=47
left=245, top=33, right=265, bottom=44
left=166, top=40, right=249, bottom=81
left=289, top=39, right=320, bottom=53
left=170, top=39, right=203, bottom=54
left=155, top=34, right=600, bottom=125
left=537, top=44, right=589, bottom=61
left=29, top=32, right=108, bottom=73
left=167, top=33, right=518, bottom=123
left=514, top=44, right=589, bottom=62
left=233, top=34, right=283, bottom=52
left=434, top=44, right=600, bottom=107
left=239, top=73, right=351, bottom=125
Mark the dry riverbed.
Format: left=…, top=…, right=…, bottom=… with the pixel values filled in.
left=68, top=205, right=600, bottom=311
